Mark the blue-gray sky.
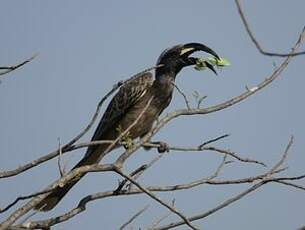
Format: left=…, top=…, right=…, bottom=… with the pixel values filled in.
left=1, top=1, right=305, bottom=229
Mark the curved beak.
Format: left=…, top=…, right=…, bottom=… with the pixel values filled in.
left=180, top=42, right=220, bottom=60
left=180, top=43, right=219, bottom=75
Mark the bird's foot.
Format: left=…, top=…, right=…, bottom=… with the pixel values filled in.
left=147, top=141, right=169, bottom=153
left=143, top=141, right=170, bottom=153
left=157, top=141, right=169, bottom=153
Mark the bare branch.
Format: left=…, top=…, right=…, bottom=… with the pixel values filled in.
left=0, top=188, right=55, bottom=214
left=57, top=137, right=65, bottom=177
left=268, top=173, right=305, bottom=182
left=10, top=164, right=301, bottom=229
left=148, top=199, right=176, bottom=229
left=147, top=168, right=286, bottom=191
left=151, top=137, right=296, bottom=230
left=115, top=165, right=148, bottom=193
left=119, top=204, right=149, bottom=230
left=126, top=154, right=164, bottom=191
left=171, top=82, right=191, bottom=110
left=114, top=168, right=199, bottom=230
left=153, top=181, right=267, bottom=230
left=0, top=54, right=38, bottom=77
left=16, top=169, right=291, bottom=229
left=153, top=170, right=305, bottom=230
left=1, top=134, right=251, bottom=209
left=0, top=140, right=114, bottom=179
left=0, top=164, right=116, bottom=229
left=142, top=142, right=266, bottom=167
left=235, top=0, right=305, bottom=57
left=203, top=146, right=266, bottom=166
left=275, top=181, right=305, bottom=191
left=267, top=136, right=294, bottom=175
left=199, top=134, right=230, bottom=147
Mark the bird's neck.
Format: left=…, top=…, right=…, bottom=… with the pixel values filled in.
left=156, top=72, right=175, bottom=83
left=154, top=73, right=175, bottom=96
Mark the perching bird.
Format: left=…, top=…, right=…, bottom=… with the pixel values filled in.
left=35, top=42, right=219, bottom=211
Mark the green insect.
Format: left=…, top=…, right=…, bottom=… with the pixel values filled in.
left=195, top=57, right=230, bottom=71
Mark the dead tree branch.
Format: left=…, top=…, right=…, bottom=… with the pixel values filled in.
left=235, top=0, right=305, bottom=57
left=0, top=54, right=38, bottom=77
left=142, top=142, right=266, bottom=166
left=0, top=188, right=55, bottom=214
left=7, top=151, right=303, bottom=230
left=119, top=204, right=149, bottom=230
left=114, top=168, right=199, bottom=230
left=0, top=164, right=116, bottom=230
left=152, top=137, right=295, bottom=230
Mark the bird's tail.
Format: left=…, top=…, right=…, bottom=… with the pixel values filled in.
left=34, top=174, right=83, bottom=211
left=34, top=144, right=108, bottom=211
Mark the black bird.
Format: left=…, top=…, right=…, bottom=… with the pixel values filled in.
left=35, top=42, right=219, bottom=211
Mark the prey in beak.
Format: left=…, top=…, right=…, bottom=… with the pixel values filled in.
left=179, top=42, right=220, bottom=75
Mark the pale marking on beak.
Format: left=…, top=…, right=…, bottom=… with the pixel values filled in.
left=180, top=47, right=195, bottom=56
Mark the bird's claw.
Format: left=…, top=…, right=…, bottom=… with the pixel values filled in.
left=157, top=141, right=169, bottom=153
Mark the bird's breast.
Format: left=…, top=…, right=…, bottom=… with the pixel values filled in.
left=118, top=88, right=172, bottom=139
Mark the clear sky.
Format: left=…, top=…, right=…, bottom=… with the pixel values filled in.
left=1, top=1, right=305, bottom=229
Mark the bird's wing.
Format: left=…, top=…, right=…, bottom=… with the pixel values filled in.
left=90, top=72, right=153, bottom=143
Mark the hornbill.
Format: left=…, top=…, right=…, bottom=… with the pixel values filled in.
left=35, top=42, right=219, bottom=211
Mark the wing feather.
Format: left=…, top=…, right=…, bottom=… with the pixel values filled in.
left=89, top=72, right=153, bottom=144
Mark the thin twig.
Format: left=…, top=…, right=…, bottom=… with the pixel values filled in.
left=235, top=0, right=305, bottom=57
left=275, top=181, right=305, bottom=191
left=114, top=168, right=199, bottom=230
left=142, top=142, right=266, bottom=167
left=199, top=134, right=230, bottom=147
left=148, top=199, right=176, bottom=229
left=267, top=136, right=294, bottom=175
left=203, top=146, right=266, bottom=167
left=171, top=82, right=191, bottom=110
left=0, top=188, right=55, bottom=214
left=126, top=154, right=164, bottom=191
left=57, top=137, right=65, bottom=177
left=119, top=204, right=149, bottom=230
left=209, top=155, right=227, bottom=179
left=153, top=181, right=267, bottom=230
left=115, top=165, right=148, bottom=193
left=0, top=54, right=38, bottom=77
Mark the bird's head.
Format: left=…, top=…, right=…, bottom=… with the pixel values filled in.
left=156, top=42, right=220, bottom=77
